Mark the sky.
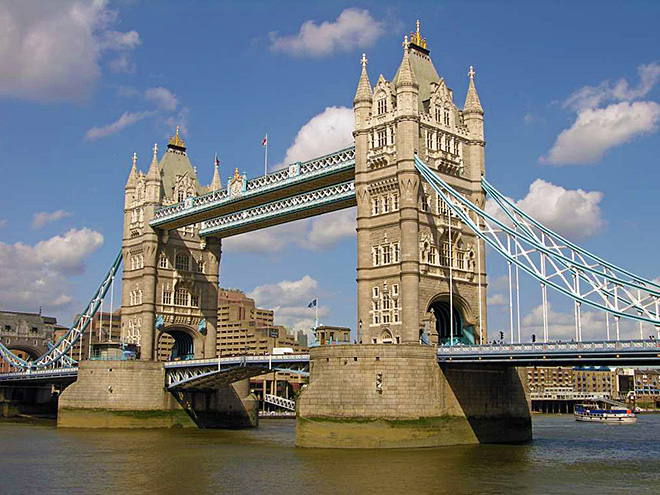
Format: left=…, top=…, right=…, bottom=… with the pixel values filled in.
left=0, top=0, right=659, bottom=342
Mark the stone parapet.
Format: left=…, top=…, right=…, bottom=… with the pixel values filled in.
left=296, top=344, right=531, bottom=448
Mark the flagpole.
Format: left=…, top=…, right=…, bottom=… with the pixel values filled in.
left=315, top=297, right=319, bottom=329
left=264, top=133, right=268, bottom=176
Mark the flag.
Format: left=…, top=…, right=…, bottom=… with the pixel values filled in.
left=262, top=134, right=268, bottom=147
left=308, top=299, right=317, bottom=308
left=214, top=153, right=220, bottom=167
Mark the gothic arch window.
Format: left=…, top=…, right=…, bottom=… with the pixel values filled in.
left=175, top=252, right=190, bottom=271
left=377, top=98, right=387, bottom=115
left=380, top=329, right=394, bottom=344
left=178, top=190, right=185, bottom=202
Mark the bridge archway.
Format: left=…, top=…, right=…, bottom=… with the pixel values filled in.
left=427, top=294, right=475, bottom=346
left=156, top=327, right=203, bottom=362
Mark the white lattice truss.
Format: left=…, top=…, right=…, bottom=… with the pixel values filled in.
left=152, top=147, right=355, bottom=225
left=164, top=355, right=311, bottom=389
left=264, top=394, right=296, bottom=411
left=414, top=155, right=660, bottom=343
left=199, top=181, right=355, bottom=236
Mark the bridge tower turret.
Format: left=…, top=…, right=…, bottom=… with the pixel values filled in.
left=353, top=22, right=488, bottom=346
left=120, top=129, right=221, bottom=361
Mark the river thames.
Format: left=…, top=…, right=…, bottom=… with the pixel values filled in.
left=1, top=415, right=659, bottom=495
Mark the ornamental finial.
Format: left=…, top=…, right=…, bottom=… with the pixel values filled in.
left=409, top=20, right=427, bottom=49
left=468, top=66, right=475, bottom=80
left=361, top=53, right=368, bottom=68
left=153, top=142, right=158, bottom=158
left=402, top=35, right=409, bottom=51
left=132, top=152, right=137, bottom=167
left=168, top=126, right=185, bottom=148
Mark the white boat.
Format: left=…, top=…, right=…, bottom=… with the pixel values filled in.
left=574, top=399, right=637, bottom=423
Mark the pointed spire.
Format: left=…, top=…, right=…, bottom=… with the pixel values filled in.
left=464, top=65, right=483, bottom=115
left=126, top=152, right=137, bottom=188
left=395, top=39, right=418, bottom=91
left=210, top=153, right=222, bottom=191
left=147, top=142, right=160, bottom=180
left=354, top=53, right=373, bottom=105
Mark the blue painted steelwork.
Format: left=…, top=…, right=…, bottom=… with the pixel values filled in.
left=199, top=181, right=355, bottom=238
left=0, top=367, right=78, bottom=382
left=414, top=156, right=660, bottom=328
left=151, top=146, right=355, bottom=229
left=436, top=339, right=660, bottom=365
left=0, top=251, right=123, bottom=371
left=165, top=354, right=310, bottom=389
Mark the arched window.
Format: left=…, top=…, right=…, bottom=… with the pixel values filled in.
left=177, top=190, right=185, bottom=202
left=175, top=253, right=190, bottom=271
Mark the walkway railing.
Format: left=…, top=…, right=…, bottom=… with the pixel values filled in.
left=151, top=146, right=355, bottom=228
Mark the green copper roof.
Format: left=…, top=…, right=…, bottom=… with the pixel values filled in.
left=159, top=148, right=208, bottom=200
left=393, top=45, right=441, bottom=111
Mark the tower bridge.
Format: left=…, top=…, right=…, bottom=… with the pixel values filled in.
left=1, top=21, right=660, bottom=447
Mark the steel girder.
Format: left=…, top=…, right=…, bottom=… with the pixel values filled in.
left=414, top=156, right=660, bottom=328
left=0, top=251, right=123, bottom=371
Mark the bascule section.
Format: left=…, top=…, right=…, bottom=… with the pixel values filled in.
left=353, top=22, right=487, bottom=347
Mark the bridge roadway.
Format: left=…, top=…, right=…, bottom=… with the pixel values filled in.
left=2, top=340, right=659, bottom=386
left=150, top=147, right=356, bottom=234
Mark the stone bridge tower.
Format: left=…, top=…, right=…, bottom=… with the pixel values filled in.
left=354, top=22, right=487, bottom=346
left=121, top=129, right=222, bottom=361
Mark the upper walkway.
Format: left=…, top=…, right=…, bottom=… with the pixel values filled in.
left=150, top=147, right=355, bottom=232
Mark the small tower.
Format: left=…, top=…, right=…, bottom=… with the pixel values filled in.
left=463, top=66, right=485, bottom=179
left=353, top=21, right=488, bottom=346
left=210, top=154, right=222, bottom=191
left=120, top=129, right=222, bottom=361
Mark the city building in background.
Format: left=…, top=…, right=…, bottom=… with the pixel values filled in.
left=314, top=325, right=351, bottom=345
left=0, top=311, right=57, bottom=372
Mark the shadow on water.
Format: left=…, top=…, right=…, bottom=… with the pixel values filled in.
left=1, top=416, right=659, bottom=495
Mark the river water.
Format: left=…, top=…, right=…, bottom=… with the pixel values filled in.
left=1, top=415, right=658, bottom=495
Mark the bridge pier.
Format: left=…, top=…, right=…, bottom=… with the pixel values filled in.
left=58, top=361, right=257, bottom=429
left=296, top=345, right=531, bottom=448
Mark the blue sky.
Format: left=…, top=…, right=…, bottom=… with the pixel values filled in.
left=0, top=1, right=659, bottom=341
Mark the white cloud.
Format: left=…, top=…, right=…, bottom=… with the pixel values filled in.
left=521, top=303, right=653, bottom=342
left=543, top=63, right=660, bottom=165
left=269, top=8, right=385, bottom=57
left=0, top=0, right=140, bottom=101
left=31, top=210, right=73, bottom=229
left=563, top=63, right=660, bottom=111
left=542, top=101, right=660, bottom=165
left=0, top=228, right=104, bottom=312
left=280, top=106, right=354, bottom=168
left=248, top=275, right=330, bottom=333
left=164, top=106, right=190, bottom=136
left=0, top=219, right=6, bottom=229
left=487, top=294, right=507, bottom=306
left=222, top=208, right=356, bottom=254
left=85, top=110, right=154, bottom=140
left=146, top=87, right=178, bottom=111
left=307, top=208, right=356, bottom=250
left=486, top=179, right=604, bottom=240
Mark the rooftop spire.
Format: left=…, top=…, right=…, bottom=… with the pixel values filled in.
left=210, top=153, right=222, bottom=191
left=125, top=152, right=137, bottom=188
left=353, top=52, right=373, bottom=105
left=147, top=142, right=160, bottom=180
left=463, top=65, right=484, bottom=115
left=167, top=126, right=187, bottom=154
left=395, top=40, right=418, bottom=90
left=409, top=20, right=427, bottom=49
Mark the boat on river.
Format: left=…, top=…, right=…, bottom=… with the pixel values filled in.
left=575, top=398, right=637, bottom=423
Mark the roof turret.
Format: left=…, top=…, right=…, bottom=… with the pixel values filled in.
left=354, top=53, right=373, bottom=105
left=463, top=66, right=484, bottom=115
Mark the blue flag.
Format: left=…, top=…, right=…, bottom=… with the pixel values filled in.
left=308, top=299, right=317, bottom=308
